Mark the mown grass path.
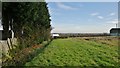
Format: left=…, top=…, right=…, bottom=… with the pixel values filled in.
left=25, top=38, right=118, bottom=66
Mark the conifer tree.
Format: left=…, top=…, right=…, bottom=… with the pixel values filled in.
left=2, top=1, right=51, bottom=48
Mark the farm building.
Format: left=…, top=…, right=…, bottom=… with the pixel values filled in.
left=110, top=28, right=120, bottom=36
left=52, top=33, right=60, bottom=38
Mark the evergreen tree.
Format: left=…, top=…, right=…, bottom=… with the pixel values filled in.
left=2, top=2, right=51, bottom=48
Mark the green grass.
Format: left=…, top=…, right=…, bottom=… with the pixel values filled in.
left=25, top=37, right=118, bottom=66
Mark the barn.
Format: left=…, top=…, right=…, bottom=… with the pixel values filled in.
left=110, top=28, right=120, bottom=36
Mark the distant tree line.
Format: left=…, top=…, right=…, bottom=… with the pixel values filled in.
left=2, top=1, right=51, bottom=49
left=53, top=33, right=110, bottom=38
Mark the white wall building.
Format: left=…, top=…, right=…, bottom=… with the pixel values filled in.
left=52, top=33, right=59, bottom=38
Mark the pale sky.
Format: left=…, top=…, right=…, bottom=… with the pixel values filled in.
left=47, top=2, right=118, bottom=33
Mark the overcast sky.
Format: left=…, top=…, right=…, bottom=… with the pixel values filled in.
left=47, top=2, right=118, bottom=33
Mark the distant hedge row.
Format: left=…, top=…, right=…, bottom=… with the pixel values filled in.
left=55, top=33, right=110, bottom=38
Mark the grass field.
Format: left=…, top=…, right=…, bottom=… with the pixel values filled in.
left=25, top=37, right=119, bottom=66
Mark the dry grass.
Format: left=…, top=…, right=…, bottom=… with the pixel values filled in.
left=76, top=36, right=119, bottom=46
